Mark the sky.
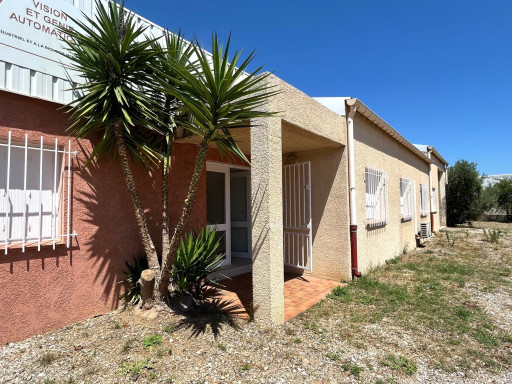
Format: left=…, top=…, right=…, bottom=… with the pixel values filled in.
left=126, top=0, right=512, bottom=175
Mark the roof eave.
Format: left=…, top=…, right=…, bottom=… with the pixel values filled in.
left=427, top=146, right=449, bottom=166
left=346, top=98, right=434, bottom=165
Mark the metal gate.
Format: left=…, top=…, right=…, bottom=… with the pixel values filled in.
left=283, top=161, right=312, bottom=271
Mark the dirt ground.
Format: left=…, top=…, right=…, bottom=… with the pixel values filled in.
left=1, top=221, right=511, bottom=383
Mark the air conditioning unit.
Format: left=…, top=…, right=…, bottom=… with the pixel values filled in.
left=420, top=222, right=431, bottom=238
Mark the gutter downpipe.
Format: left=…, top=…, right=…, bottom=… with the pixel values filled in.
left=347, top=103, right=361, bottom=278
left=427, top=147, right=434, bottom=234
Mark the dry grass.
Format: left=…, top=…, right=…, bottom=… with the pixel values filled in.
left=3, top=221, right=512, bottom=383
left=301, top=221, right=512, bottom=374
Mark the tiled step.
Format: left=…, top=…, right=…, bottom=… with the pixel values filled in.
left=209, top=257, right=252, bottom=280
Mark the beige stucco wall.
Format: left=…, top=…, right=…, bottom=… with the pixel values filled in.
left=248, top=74, right=349, bottom=324
left=262, top=73, right=347, bottom=147
left=282, top=146, right=351, bottom=281
left=250, top=114, right=285, bottom=325
left=352, top=114, right=431, bottom=272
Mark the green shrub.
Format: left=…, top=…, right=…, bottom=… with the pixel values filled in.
left=382, top=354, right=417, bottom=375
left=39, top=353, right=57, bottom=367
left=121, top=338, right=136, bottom=353
left=171, top=227, right=226, bottom=299
left=326, top=352, right=340, bottom=361
left=474, top=330, right=498, bottom=346
left=341, top=363, right=363, bottom=376
left=328, top=285, right=351, bottom=302
left=118, top=254, right=148, bottom=305
left=483, top=229, right=502, bottom=243
left=120, top=359, right=153, bottom=376
left=143, top=334, right=162, bottom=349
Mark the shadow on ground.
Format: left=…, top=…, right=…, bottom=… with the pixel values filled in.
left=176, top=294, right=246, bottom=338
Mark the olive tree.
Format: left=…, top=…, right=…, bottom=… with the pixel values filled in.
left=446, top=160, right=484, bottom=226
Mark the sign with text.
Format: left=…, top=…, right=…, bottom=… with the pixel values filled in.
left=0, top=0, right=94, bottom=80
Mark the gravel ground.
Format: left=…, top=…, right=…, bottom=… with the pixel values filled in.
left=1, top=223, right=511, bottom=384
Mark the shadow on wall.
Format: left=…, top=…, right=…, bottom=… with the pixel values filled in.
left=74, top=140, right=159, bottom=309
left=282, top=147, right=345, bottom=277
left=367, top=225, right=387, bottom=237
left=0, top=244, right=73, bottom=272
left=250, top=181, right=269, bottom=265
left=354, top=114, right=428, bottom=175
left=73, top=141, right=207, bottom=310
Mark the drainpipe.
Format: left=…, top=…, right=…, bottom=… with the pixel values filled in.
left=427, top=147, right=434, bottom=234
left=347, top=104, right=361, bottom=278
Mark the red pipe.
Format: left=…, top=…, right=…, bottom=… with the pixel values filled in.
left=350, top=224, right=361, bottom=277
left=430, top=213, right=434, bottom=233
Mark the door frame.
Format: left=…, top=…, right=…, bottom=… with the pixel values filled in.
left=230, top=170, right=251, bottom=259
left=206, top=161, right=251, bottom=266
left=206, top=163, right=231, bottom=266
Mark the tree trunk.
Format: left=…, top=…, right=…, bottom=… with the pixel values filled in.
left=154, top=138, right=171, bottom=296
left=138, top=269, right=156, bottom=309
left=113, top=123, right=159, bottom=270
left=154, top=95, right=174, bottom=297
left=158, top=138, right=211, bottom=298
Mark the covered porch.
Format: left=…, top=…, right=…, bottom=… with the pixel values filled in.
left=180, top=74, right=350, bottom=324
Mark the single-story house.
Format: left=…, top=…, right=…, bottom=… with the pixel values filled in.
left=0, top=0, right=447, bottom=343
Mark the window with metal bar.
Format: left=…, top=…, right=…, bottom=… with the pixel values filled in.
left=420, top=183, right=429, bottom=216
left=400, top=178, right=414, bottom=222
left=0, top=132, right=76, bottom=254
left=365, top=167, right=388, bottom=227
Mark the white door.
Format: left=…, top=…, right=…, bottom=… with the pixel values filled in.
left=283, top=161, right=312, bottom=271
left=206, top=164, right=231, bottom=266
left=230, top=171, right=251, bottom=259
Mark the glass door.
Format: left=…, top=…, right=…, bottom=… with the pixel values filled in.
left=230, top=171, right=251, bottom=259
left=206, top=164, right=231, bottom=266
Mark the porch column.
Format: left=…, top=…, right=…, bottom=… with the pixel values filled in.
left=250, top=116, right=285, bottom=324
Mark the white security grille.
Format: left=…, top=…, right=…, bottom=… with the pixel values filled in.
left=365, top=167, right=388, bottom=227
left=420, top=184, right=429, bottom=216
left=0, top=131, right=77, bottom=254
left=283, top=161, right=312, bottom=271
left=400, top=178, right=415, bottom=221
left=431, top=187, right=437, bottom=212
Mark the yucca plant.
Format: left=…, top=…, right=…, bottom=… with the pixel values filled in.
left=60, top=0, right=277, bottom=305
left=147, top=31, right=196, bottom=280
left=59, top=0, right=163, bottom=271
left=172, top=227, right=226, bottom=300
left=158, top=34, right=278, bottom=296
left=118, top=254, right=149, bottom=305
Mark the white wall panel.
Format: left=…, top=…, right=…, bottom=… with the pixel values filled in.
left=0, top=60, right=74, bottom=104
left=0, top=62, right=5, bottom=89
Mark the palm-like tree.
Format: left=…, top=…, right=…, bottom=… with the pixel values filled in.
left=61, top=0, right=163, bottom=269
left=61, top=0, right=277, bottom=304
left=147, top=31, right=196, bottom=280
left=157, top=34, right=278, bottom=297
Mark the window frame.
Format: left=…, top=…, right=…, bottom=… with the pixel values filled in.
left=1, top=132, right=76, bottom=254
left=365, top=167, right=388, bottom=228
left=420, top=183, right=429, bottom=217
left=400, top=177, right=414, bottom=222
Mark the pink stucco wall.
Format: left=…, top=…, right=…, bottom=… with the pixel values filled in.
left=0, top=90, right=225, bottom=344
